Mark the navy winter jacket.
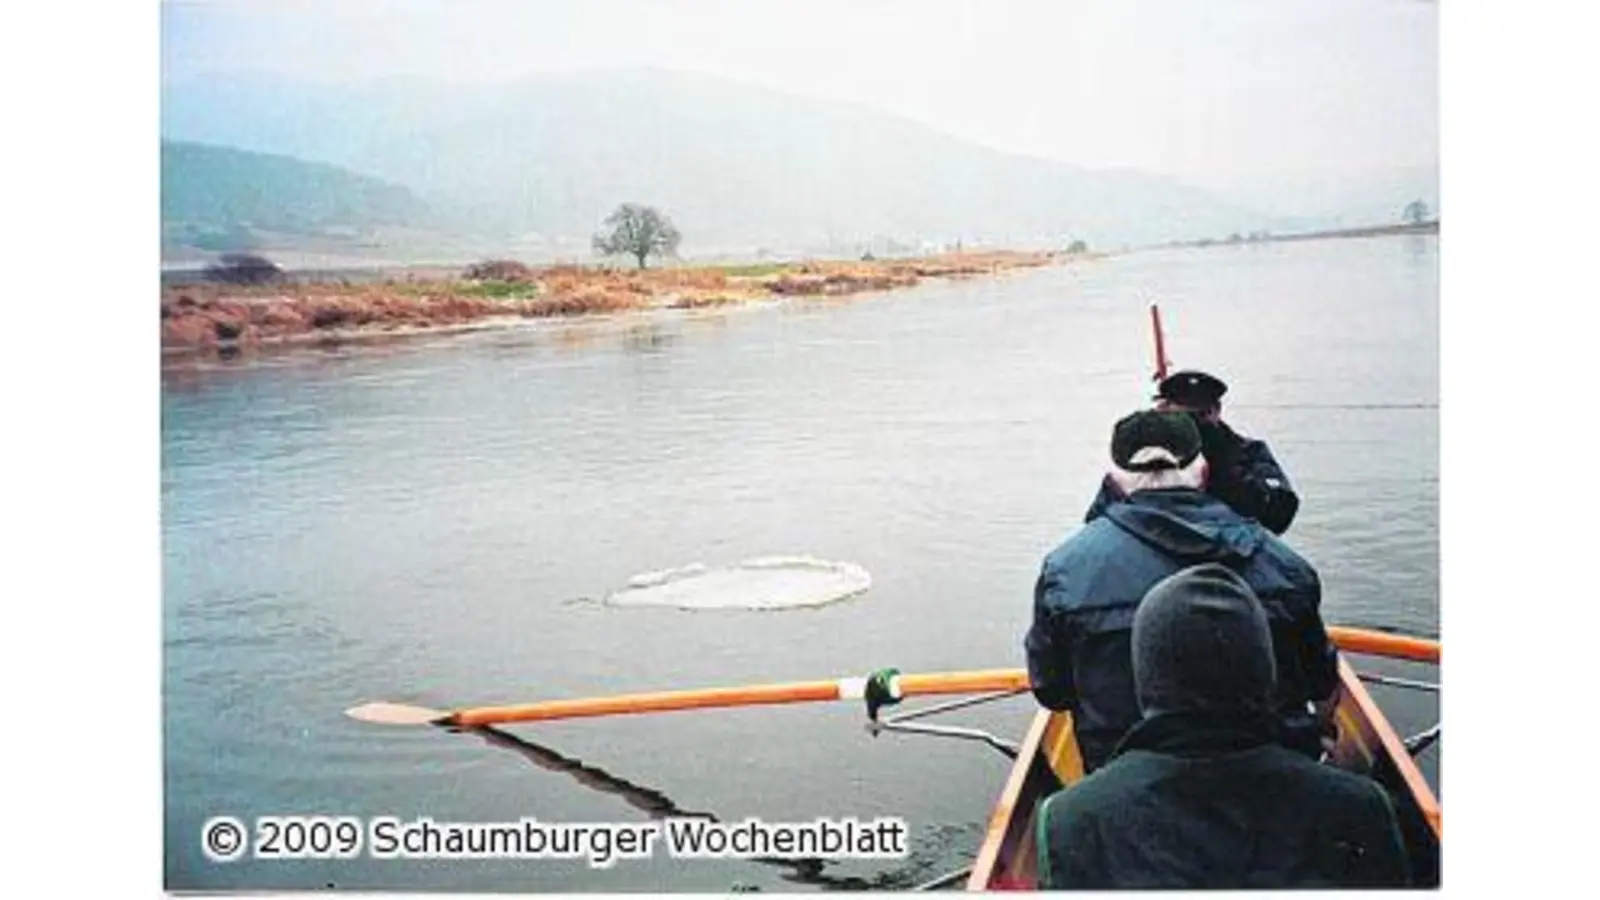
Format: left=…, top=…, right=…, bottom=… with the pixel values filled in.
left=1025, top=488, right=1338, bottom=771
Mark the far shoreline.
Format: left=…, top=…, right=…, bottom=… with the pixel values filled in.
left=1160, top=219, right=1439, bottom=251
left=160, top=222, right=1438, bottom=363
left=160, top=250, right=1071, bottom=360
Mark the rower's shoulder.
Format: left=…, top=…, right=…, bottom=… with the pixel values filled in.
left=1042, top=516, right=1129, bottom=564
left=1041, top=751, right=1169, bottom=818
left=1259, top=747, right=1398, bottom=810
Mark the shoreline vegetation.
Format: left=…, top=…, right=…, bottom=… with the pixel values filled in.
left=160, top=250, right=1066, bottom=355
left=159, top=220, right=1439, bottom=359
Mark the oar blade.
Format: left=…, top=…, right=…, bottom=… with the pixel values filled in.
left=345, top=701, right=449, bottom=726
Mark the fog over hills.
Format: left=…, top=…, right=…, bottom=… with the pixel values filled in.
left=161, top=67, right=1425, bottom=262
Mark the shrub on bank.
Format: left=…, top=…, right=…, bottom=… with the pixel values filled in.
left=463, top=259, right=536, bottom=282
left=204, top=253, right=285, bottom=286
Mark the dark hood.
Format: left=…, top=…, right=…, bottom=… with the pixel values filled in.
left=1131, top=562, right=1278, bottom=718
left=1103, top=488, right=1263, bottom=565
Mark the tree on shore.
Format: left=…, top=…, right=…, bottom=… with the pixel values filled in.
left=204, top=252, right=284, bottom=285
left=593, top=203, right=681, bottom=269
left=1066, top=239, right=1089, bottom=254
left=1403, top=199, right=1431, bottom=224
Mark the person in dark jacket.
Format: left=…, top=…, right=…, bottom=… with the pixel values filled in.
left=1084, top=370, right=1300, bottom=535
left=1027, top=409, right=1338, bottom=772
left=1036, top=563, right=1410, bottom=889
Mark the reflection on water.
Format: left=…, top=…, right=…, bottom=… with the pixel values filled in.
left=461, top=725, right=947, bottom=890
left=622, top=322, right=678, bottom=353
left=464, top=725, right=719, bottom=820
left=163, top=237, right=1438, bottom=891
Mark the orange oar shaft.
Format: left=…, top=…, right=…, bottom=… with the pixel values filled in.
left=441, top=629, right=1434, bottom=728
left=900, top=669, right=1031, bottom=696
left=445, top=669, right=1030, bottom=728
left=1327, top=626, right=1440, bottom=664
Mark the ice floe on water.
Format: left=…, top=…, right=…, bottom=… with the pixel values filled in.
left=604, top=556, right=871, bottom=611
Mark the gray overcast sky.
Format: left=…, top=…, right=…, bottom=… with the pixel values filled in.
left=162, top=0, right=1437, bottom=187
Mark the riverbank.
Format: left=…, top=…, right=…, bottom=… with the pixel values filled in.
left=1165, top=219, right=1439, bottom=250
left=160, top=251, right=1064, bottom=354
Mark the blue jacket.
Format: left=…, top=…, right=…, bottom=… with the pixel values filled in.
left=1026, top=489, right=1338, bottom=772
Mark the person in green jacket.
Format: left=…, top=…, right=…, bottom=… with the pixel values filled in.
left=1037, top=563, right=1411, bottom=889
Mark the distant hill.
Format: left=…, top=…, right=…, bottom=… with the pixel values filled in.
left=161, top=68, right=1280, bottom=259
left=161, top=141, right=448, bottom=257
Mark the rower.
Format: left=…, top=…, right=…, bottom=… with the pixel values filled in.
left=1036, top=564, right=1410, bottom=889
left=1026, top=409, right=1339, bottom=772
left=1084, top=370, right=1300, bottom=535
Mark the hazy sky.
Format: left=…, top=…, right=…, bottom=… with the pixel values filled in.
left=162, top=0, right=1437, bottom=187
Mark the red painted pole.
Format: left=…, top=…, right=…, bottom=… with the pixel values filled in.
left=1150, top=303, right=1171, bottom=383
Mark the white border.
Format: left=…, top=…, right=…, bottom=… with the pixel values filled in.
left=15, top=0, right=1598, bottom=896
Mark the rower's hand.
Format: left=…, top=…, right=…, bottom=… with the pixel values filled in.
left=1315, top=686, right=1344, bottom=757
left=1192, top=415, right=1244, bottom=471
left=1319, top=719, right=1340, bottom=758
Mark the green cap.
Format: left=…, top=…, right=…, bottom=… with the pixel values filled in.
left=1111, top=410, right=1203, bottom=472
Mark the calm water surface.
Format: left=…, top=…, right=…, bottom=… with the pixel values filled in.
left=163, top=236, right=1439, bottom=891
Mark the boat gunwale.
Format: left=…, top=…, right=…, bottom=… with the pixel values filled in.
left=965, top=708, right=1055, bottom=890
left=1333, top=655, right=1443, bottom=839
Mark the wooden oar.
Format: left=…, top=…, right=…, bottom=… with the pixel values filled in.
left=348, top=668, right=1031, bottom=728
left=348, top=627, right=1438, bottom=729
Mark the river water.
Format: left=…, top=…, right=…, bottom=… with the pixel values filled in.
left=162, top=236, right=1439, bottom=891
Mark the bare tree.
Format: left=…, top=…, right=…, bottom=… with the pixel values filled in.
left=593, top=204, right=681, bottom=269
left=1403, top=199, right=1431, bottom=224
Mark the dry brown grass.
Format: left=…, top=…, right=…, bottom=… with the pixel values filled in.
left=642, top=267, right=730, bottom=291
left=160, top=251, right=1059, bottom=351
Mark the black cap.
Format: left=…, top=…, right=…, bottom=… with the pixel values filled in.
left=1111, top=410, right=1203, bottom=472
left=1157, top=370, right=1228, bottom=409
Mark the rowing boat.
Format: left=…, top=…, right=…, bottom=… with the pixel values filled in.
left=965, top=633, right=1442, bottom=890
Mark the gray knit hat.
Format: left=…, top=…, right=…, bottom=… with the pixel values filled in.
left=1132, top=563, right=1277, bottom=716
